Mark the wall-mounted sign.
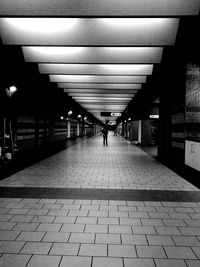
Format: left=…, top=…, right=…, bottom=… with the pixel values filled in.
left=101, top=112, right=121, bottom=117
left=185, top=140, right=200, bottom=172
left=149, top=115, right=159, bottom=119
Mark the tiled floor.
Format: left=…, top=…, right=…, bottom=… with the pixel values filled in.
left=0, top=133, right=200, bottom=266
left=0, top=134, right=198, bottom=191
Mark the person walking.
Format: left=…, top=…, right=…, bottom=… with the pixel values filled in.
left=100, top=127, right=108, bottom=146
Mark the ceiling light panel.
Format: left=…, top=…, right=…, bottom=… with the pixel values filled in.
left=0, top=18, right=179, bottom=46
left=39, top=64, right=153, bottom=75
left=2, top=0, right=200, bottom=17
left=50, top=75, right=146, bottom=83
left=23, top=47, right=163, bottom=64
left=59, top=83, right=142, bottom=90
left=0, top=0, right=199, bottom=16
left=64, top=89, right=138, bottom=94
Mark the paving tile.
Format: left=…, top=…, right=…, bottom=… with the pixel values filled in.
left=88, top=211, right=108, bottom=217
left=27, top=255, right=61, bottom=267
left=149, top=212, right=169, bottom=219
left=42, top=232, right=70, bottom=242
left=98, top=217, right=119, bottom=225
left=79, top=243, right=107, bottom=256
left=81, top=205, right=99, bottom=211
left=120, top=218, right=141, bottom=225
left=147, top=235, right=174, bottom=246
left=53, top=216, right=76, bottom=224
left=0, top=241, right=25, bottom=253
left=192, top=247, right=200, bottom=259
left=32, top=215, right=55, bottom=223
left=184, top=220, right=200, bottom=227
left=95, top=233, right=121, bottom=244
left=61, top=224, right=85, bottom=233
left=62, top=204, right=81, bottom=210
left=69, top=233, right=95, bottom=243
left=0, top=254, right=31, bottom=267
left=154, top=259, right=187, bottom=267
left=56, top=199, right=74, bottom=204
left=8, top=209, right=30, bottom=215
left=108, top=244, right=136, bottom=257
left=129, top=211, right=149, bottom=218
left=141, top=218, right=164, bottom=226
left=109, top=211, right=129, bottom=218
left=20, top=241, right=52, bottom=254
left=164, top=246, right=197, bottom=259
left=49, top=243, right=79, bottom=255
left=0, top=230, right=21, bottom=241
left=136, top=245, right=166, bottom=258
left=39, top=199, right=57, bottom=204
left=85, top=224, right=108, bottom=233
left=109, top=225, right=132, bottom=234
left=155, top=226, right=181, bottom=235
left=132, top=225, right=156, bottom=234
left=121, top=234, right=147, bottom=245
left=93, top=257, right=123, bottom=267
left=124, top=258, right=155, bottom=267
left=48, top=209, right=69, bottom=216
left=36, top=223, right=62, bottom=232
left=162, top=219, right=186, bottom=227
left=172, top=236, right=200, bottom=247
left=27, top=209, right=49, bottom=216
left=68, top=210, right=88, bottom=217
left=59, top=256, right=91, bottom=267
left=17, top=231, right=45, bottom=241
left=76, top=217, right=97, bottom=224
left=12, top=222, right=39, bottom=231
left=179, top=227, right=200, bottom=236
left=0, top=222, right=16, bottom=230
left=185, top=260, right=200, bottom=267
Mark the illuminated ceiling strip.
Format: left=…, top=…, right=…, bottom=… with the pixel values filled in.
left=21, top=46, right=163, bottom=64
left=0, top=0, right=198, bottom=16
left=68, top=94, right=135, bottom=97
left=59, top=83, right=142, bottom=89
left=49, top=75, right=147, bottom=83
left=64, top=89, right=138, bottom=94
left=0, top=18, right=179, bottom=46
left=39, top=63, right=153, bottom=75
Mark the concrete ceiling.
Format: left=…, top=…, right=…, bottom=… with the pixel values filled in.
left=0, top=1, right=200, bottom=124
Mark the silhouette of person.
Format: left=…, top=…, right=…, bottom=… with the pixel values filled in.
left=101, top=127, right=108, bottom=146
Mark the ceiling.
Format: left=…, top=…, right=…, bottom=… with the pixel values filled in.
left=0, top=0, right=199, bottom=124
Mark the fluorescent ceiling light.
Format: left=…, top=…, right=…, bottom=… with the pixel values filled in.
left=64, top=89, right=138, bottom=94
left=22, top=46, right=163, bottom=64
left=0, top=18, right=179, bottom=46
left=50, top=75, right=146, bottom=83
left=39, top=63, right=153, bottom=75
left=0, top=0, right=199, bottom=16
left=59, top=83, right=142, bottom=89
left=68, top=94, right=134, bottom=97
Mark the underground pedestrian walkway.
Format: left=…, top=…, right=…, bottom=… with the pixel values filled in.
left=1, top=133, right=200, bottom=267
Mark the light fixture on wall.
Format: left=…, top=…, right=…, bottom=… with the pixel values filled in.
left=6, top=85, right=17, bottom=98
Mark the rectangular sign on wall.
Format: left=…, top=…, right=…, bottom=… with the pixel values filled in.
left=185, top=140, right=200, bottom=172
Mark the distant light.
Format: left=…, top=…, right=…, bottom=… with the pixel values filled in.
left=68, top=110, right=73, bottom=115
left=78, top=114, right=82, bottom=118
left=128, top=118, right=131, bottom=121
left=150, top=115, right=159, bottom=119
left=84, top=116, right=87, bottom=120
left=124, top=120, right=127, bottom=123
left=9, top=85, right=17, bottom=93
left=61, top=116, right=64, bottom=120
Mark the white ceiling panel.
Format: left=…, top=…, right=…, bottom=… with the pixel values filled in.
left=0, top=18, right=179, bottom=46
left=59, top=83, right=142, bottom=90
left=23, top=47, right=163, bottom=64
left=64, top=89, right=138, bottom=94
left=0, top=0, right=199, bottom=16
left=50, top=75, right=146, bottom=83
left=39, top=64, right=153, bottom=75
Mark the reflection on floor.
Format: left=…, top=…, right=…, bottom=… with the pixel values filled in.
left=0, top=133, right=200, bottom=266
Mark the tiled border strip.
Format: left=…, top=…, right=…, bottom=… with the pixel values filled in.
left=1, top=187, right=200, bottom=202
